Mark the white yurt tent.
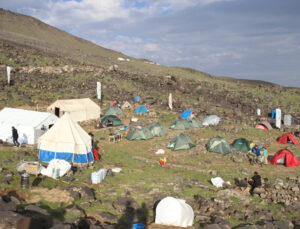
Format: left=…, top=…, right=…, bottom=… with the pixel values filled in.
left=47, top=98, right=101, bottom=122
left=155, top=197, right=194, bottom=227
left=38, top=113, right=94, bottom=166
left=0, top=108, right=58, bottom=144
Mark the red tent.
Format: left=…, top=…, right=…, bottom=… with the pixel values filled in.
left=277, top=133, right=298, bottom=145
left=269, top=149, right=300, bottom=167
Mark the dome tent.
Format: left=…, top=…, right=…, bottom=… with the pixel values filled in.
left=277, top=133, right=298, bottom=145
left=126, top=127, right=153, bottom=140
left=255, top=121, right=273, bottom=130
left=100, top=115, right=122, bottom=127
left=206, top=137, right=231, bottom=155
left=38, top=113, right=93, bottom=166
left=188, top=118, right=203, bottom=128
left=168, top=133, right=195, bottom=151
left=202, top=115, right=220, bottom=126
left=170, top=119, right=190, bottom=130
left=134, top=105, right=148, bottom=114
left=104, top=105, right=123, bottom=117
left=269, top=149, right=300, bottom=167
left=231, top=138, right=251, bottom=153
left=149, top=123, right=168, bottom=137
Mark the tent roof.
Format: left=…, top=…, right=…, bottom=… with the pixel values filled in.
left=49, top=98, right=100, bottom=112
left=257, top=121, right=273, bottom=130
left=0, top=107, right=57, bottom=128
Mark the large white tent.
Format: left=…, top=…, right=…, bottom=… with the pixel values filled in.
left=38, top=113, right=94, bottom=165
left=47, top=98, right=101, bottom=122
left=0, top=108, right=58, bottom=144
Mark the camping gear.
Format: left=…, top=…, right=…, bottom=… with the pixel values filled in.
left=202, top=115, right=220, bottom=126
left=40, top=159, right=72, bottom=179
left=112, top=168, right=122, bottom=173
left=275, top=108, right=281, bottom=129
left=26, top=162, right=40, bottom=176
left=160, top=157, right=167, bottom=167
left=277, top=133, right=298, bottom=145
left=271, top=109, right=276, bottom=118
left=211, top=177, right=225, bottom=188
left=93, top=148, right=100, bottom=160
left=269, top=149, right=300, bottom=167
left=255, top=121, right=273, bottom=130
left=206, top=137, right=231, bottom=155
left=100, top=115, right=122, bottom=127
left=155, top=149, right=165, bottom=155
left=181, top=110, right=192, bottom=119
left=47, top=98, right=101, bottom=122
left=91, top=168, right=107, bottom=184
left=155, top=196, right=194, bottom=227
left=38, top=113, right=94, bottom=165
left=134, top=106, right=148, bottom=114
left=168, top=133, right=195, bottom=151
left=0, top=108, right=58, bottom=144
left=132, top=223, right=145, bottom=229
left=126, top=127, right=154, bottom=140
left=284, top=115, right=292, bottom=126
left=257, top=108, right=261, bottom=116
left=149, top=123, right=168, bottom=137
left=21, top=173, right=30, bottom=189
left=231, top=138, right=251, bottom=153
left=104, top=105, right=123, bottom=117
left=170, top=119, right=190, bottom=130
left=134, top=96, right=140, bottom=102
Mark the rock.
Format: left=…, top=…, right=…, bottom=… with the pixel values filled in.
left=209, top=170, right=218, bottom=176
left=49, top=223, right=74, bottom=229
left=292, top=186, right=300, bottom=192
left=0, top=211, right=31, bottom=229
left=98, top=212, right=118, bottom=221
left=65, top=205, right=85, bottom=218
left=195, top=215, right=211, bottom=222
left=0, top=198, right=17, bottom=211
left=80, top=186, right=95, bottom=201
left=235, top=225, right=257, bottom=229
left=272, top=221, right=293, bottom=229
left=253, top=188, right=265, bottom=194
left=25, top=205, right=50, bottom=216
left=203, top=224, right=222, bottom=229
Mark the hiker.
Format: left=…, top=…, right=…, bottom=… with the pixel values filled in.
left=248, top=171, right=262, bottom=195
left=12, top=126, right=20, bottom=147
left=260, top=147, right=268, bottom=164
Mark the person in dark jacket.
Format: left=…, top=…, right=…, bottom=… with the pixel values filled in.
left=248, top=171, right=262, bottom=195
left=12, top=126, right=20, bottom=147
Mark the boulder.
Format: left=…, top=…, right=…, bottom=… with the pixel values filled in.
left=25, top=205, right=50, bottom=216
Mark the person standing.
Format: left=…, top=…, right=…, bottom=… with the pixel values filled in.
left=261, top=147, right=268, bottom=165
left=12, top=126, right=20, bottom=147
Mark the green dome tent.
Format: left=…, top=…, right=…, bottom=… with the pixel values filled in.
left=168, top=133, right=195, bottom=151
left=206, top=137, right=231, bottom=155
left=100, top=115, right=122, bottom=127
left=104, top=105, right=123, bottom=117
left=170, top=119, right=190, bottom=130
left=231, top=138, right=251, bottom=153
left=187, top=118, right=203, bottom=128
left=149, top=123, right=168, bottom=137
left=126, top=127, right=154, bottom=140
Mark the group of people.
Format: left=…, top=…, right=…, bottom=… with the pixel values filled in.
left=250, top=142, right=268, bottom=165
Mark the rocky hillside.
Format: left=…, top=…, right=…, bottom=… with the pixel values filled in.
left=0, top=8, right=300, bottom=125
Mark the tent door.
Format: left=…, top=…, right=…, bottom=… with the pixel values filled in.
left=55, top=107, right=60, bottom=117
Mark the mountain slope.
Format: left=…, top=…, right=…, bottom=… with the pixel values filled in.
left=0, top=8, right=299, bottom=124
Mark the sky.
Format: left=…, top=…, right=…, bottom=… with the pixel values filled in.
left=1, top=0, right=300, bottom=87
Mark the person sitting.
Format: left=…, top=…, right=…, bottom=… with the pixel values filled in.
left=248, top=171, right=262, bottom=195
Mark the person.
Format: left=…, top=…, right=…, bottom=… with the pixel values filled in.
left=260, top=147, right=268, bottom=165
left=12, top=126, right=20, bottom=147
left=248, top=171, right=262, bottom=195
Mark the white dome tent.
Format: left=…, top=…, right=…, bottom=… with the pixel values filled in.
left=38, top=113, right=94, bottom=166
left=202, top=115, right=221, bottom=126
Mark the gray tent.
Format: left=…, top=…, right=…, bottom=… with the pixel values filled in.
left=167, top=133, right=195, bottom=151
left=149, top=123, right=168, bottom=137
left=206, top=137, right=231, bottom=155
left=126, top=127, right=154, bottom=140
left=104, top=105, right=123, bottom=117
left=170, top=119, right=190, bottom=130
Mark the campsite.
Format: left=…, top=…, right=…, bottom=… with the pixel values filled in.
left=0, top=8, right=300, bottom=229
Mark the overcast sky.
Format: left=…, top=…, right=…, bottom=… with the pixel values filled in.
left=1, top=0, right=300, bottom=87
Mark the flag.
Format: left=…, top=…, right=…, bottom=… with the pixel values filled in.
left=97, top=82, right=101, bottom=100
left=7, top=66, right=11, bottom=85
left=168, top=93, right=173, bottom=110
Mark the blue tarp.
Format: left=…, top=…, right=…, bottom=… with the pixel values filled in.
left=134, top=105, right=148, bottom=114
left=181, top=110, right=192, bottom=119
left=134, top=96, right=140, bottom=102
left=271, top=110, right=276, bottom=119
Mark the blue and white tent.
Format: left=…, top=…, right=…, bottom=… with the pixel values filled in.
left=134, top=105, right=148, bottom=114
left=38, top=113, right=94, bottom=166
